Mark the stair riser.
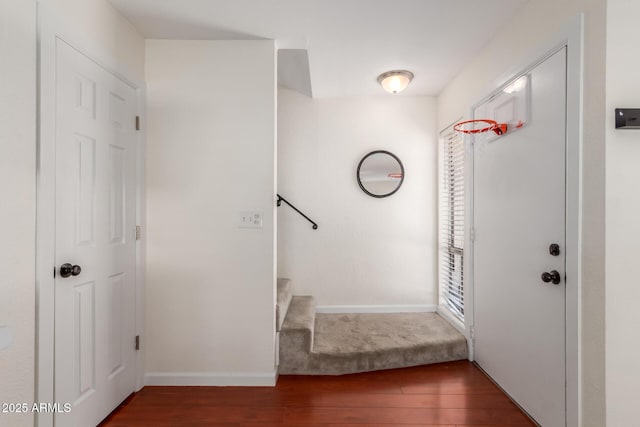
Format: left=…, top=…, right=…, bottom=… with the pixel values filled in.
left=278, top=329, right=313, bottom=373
left=294, top=341, right=468, bottom=375
left=276, top=278, right=294, bottom=332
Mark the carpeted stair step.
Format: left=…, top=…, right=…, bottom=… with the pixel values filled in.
left=304, top=312, right=467, bottom=375
left=279, top=309, right=468, bottom=376
left=276, top=278, right=294, bottom=332
left=278, top=296, right=315, bottom=373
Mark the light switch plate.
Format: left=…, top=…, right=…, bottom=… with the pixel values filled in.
left=238, top=211, right=263, bottom=229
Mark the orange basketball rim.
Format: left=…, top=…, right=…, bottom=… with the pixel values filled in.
left=453, top=119, right=508, bottom=136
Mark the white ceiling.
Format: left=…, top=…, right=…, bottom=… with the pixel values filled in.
left=109, top=0, right=528, bottom=98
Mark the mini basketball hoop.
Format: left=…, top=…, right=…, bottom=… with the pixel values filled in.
left=453, top=119, right=508, bottom=136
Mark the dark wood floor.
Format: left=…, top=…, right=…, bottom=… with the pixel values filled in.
left=100, top=361, right=535, bottom=426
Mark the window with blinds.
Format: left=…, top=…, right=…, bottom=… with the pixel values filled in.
left=439, top=130, right=465, bottom=320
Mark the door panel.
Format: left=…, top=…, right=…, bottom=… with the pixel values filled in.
left=109, top=145, right=126, bottom=244
left=74, top=280, right=96, bottom=402
left=109, top=272, right=125, bottom=376
left=55, top=39, right=137, bottom=427
left=76, top=134, right=97, bottom=246
left=473, top=48, right=567, bottom=426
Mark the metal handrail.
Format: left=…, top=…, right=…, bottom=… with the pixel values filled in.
left=276, top=194, right=318, bottom=230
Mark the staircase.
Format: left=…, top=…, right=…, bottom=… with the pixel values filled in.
left=276, top=278, right=468, bottom=375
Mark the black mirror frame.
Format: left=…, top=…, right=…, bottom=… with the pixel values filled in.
left=356, top=150, right=405, bottom=198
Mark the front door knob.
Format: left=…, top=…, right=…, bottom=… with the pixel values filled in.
left=60, top=263, right=82, bottom=278
left=541, top=270, right=561, bottom=285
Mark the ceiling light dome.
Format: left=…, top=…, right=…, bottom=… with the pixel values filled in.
left=377, top=70, right=414, bottom=94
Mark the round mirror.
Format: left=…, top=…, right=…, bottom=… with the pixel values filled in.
left=356, top=150, right=404, bottom=198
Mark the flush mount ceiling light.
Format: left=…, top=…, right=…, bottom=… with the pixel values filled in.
left=377, top=70, right=414, bottom=94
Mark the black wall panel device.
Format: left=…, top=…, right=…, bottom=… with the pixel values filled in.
left=615, top=109, right=640, bottom=129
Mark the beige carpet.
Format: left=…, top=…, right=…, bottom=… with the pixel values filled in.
left=279, top=308, right=468, bottom=375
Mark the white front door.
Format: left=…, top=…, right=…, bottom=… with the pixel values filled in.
left=473, top=48, right=567, bottom=426
left=54, top=40, right=138, bottom=426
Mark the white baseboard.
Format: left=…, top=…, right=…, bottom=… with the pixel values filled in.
left=144, top=370, right=277, bottom=387
left=315, top=304, right=437, bottom=314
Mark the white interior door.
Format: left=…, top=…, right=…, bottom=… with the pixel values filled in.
left=473, top=48, right=567, bottom=426
left=54, top=39, right=138, bottom=426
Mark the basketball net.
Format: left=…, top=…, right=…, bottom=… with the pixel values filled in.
left=453, top=118, right=526, bottom=152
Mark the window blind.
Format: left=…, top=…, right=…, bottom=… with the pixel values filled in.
left=439, top=130, right=465, bottom=320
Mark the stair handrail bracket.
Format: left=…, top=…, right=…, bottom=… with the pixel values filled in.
left=276, top=194, right=318, bottom=230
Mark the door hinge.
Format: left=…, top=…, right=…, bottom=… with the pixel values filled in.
left=470, top=227, right=476, bottom=242
left=135, top=335, right=140, bottom=351
left=135, top=225, right=141, bottom=241
left=135, top=116, right=141, bottom=131
left=470, top=325, right=476, bottom=341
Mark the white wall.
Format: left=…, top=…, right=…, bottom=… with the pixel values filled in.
left=0, top=2, right=36, bottom=426
left=436, top=0, right=606, bottom=424
left=145, top=40, right=277, bottom=383
left=605, top=0, right=640, bottom=423
left=41, top=0, right=145, bottom=82
left=278, top=88, right=438, bottom=308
